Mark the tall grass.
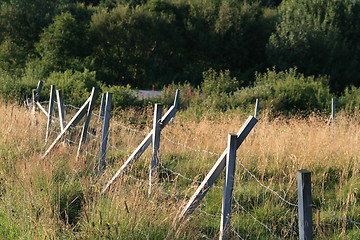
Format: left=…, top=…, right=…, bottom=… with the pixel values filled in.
left=0, top=102, right=358, bottom=239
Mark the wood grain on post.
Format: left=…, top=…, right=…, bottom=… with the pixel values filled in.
left=99, top=92, right=112, bottom=174
left=297, top=169, right=313, bottom=240
left=219, top=134, right=237, bottom=240
left=149, top=104, right=163, bottom=195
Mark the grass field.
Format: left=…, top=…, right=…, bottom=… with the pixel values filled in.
left=0, top=102, right=359, bottom=239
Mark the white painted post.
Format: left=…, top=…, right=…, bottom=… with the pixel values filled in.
left=297, top=170, right=313, bottom=240
left=56, top=90, right=66, bottom=131
left=178, top=116, right=258, bottom=221
left=45, top=85, right=55, bottom=143
left=99, top=93, right=106, bottom=122
left=149, top=104, right=163, bottom=195
left=99, top=92, right=112, bottom=174
left=77, top=87, right=97, bottom=158
left=254, top=98, right=260, bottom=119
left=31, top=89, right=36, bottom=114
left=220, top=134, right=237, bottom=240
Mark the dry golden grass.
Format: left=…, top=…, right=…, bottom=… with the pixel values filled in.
left=0, top=102, right=359, bottom=239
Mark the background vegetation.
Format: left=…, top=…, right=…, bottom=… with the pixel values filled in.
left=0, top=0, right=360, bottom=115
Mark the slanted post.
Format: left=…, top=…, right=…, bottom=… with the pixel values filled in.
left=56, top=90, right=66, bottom=131
left=99, top=92, right=112, bottom=174
left=220, top=134, right=237, bottom=240
left=297, top=169, right=313, bottom=240
left=99, top=93, right=106, bottom=122
left=149, top=104, right=163, bottom=195
left=77, top=87, right=97, bottom=158
left=254, top=98, right=260, bottom=119
left=45, top=85, right=55, bottom=143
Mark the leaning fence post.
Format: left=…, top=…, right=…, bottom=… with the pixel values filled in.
left=99, top=93, right=106, bottom=122
left=254, top=98, right=260, bottom=118
left=220, top=134, right=237, bottom=240
left=149, top=104, right=163, bottom=195
left=56, top=90, right=66, bottom=131
left=77, top=87, right=97, bottom=158
left=45, top=85, right=55, bottom=143
left=297, top=169, right=313, bottom=240
left=99, top=92, right=112, bottom=174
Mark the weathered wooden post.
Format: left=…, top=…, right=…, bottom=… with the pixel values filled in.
left=254, top=98, right=260, bottom=119
left=45, top=85, right=55, bottom=143
left=56, top=90, right=66, bottom=131
left=220, top=134, right=237, bottom=240
left=331, top=98, right=336, bottom=122
left=297, top=169, right=313, bottom=240
left=178, top=116, right=258, bottom=221
left=149, top=104, right=163, bottom=195
left=77, top=87, right=97, bottom=158
left=99, top=92, right=112, bottom=174
left=99, top=93, right=106, bottom=122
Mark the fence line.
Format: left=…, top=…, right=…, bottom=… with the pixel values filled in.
left=232, top=197, right=281, bottom=239
left=33, top=91, right=359, bottom=237
left=313, top=206, right=360, bottom=225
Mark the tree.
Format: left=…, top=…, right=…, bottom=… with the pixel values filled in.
left=267, top=0, right=360, bottom=92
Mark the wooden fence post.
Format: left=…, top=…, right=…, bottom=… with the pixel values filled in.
left=99, top=92, right=112, bottom=174
left=99, top=93, right=106, bottom=122
left=254, top=98, right=260, bottom=119
left=297, top=169, right=313, bottom=240
left=149, top=104, right=163, bottom=195
left=77, top=87, right=97, bottom=158
left=45, top=85, right=55, bottom=143
left=178, top=116, right=258, bottom=221
left=56, top=90, right=66, bottom=131
left=35, top=81, right=43, bottom=101
left=220, top=134, right=237, bottom=240
left=331, top=98, right=336, bottom=122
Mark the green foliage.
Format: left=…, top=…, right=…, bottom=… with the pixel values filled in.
left=267, top=0, right=360, bottom=92
left=36, top=12, right=91, bottom=75
left=101, top=84, right=139, bottom=108
left=44, top=69, right=99, bottom=105
left=0, top=71, right=37, bottom=102
left=338, top=86, right=360, bottom=113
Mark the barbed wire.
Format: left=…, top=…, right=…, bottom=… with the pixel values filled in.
left=232, top=197, right=281, bottom=240
left=313, top=206, right=360, bottom=225
left=236, top=160, right=298, bottom=207
left=112, top=121, right=147, bottom=134
left=161, top=133, right=220, bottom=156
left=198, top=209, right=220, bottom=218
left=231, top=226, right=245, bottom=240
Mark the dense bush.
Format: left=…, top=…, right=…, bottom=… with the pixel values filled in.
left=267, top=0, right=360, bottom=92
left=44, top=69, right=99, bottom=106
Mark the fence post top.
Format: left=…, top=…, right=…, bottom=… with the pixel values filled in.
left=298, top=169, right=311, bottom=174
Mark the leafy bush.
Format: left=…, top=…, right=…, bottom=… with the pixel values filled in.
left=338, top=86, right=360, bottom=113
left=44, top=69, right=99, bottom=106
left=101, top=84, right=139, bottom=109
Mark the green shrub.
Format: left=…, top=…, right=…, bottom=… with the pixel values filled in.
left=101, top=84, right=139, bottom=109
left=44, top=69, right=99, bottom=106
left=338, top=86, right=360, bottom=113
left=254, top=68, right=332, bottom=113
